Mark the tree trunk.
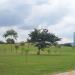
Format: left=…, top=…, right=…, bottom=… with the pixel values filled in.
left=11, top=44, right=13, bottom=52
left=37, top=49, right=41, bottom=55
left=10, top=36, right=13, bottom=52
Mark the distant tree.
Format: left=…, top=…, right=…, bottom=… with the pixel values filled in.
left=20, top=42, right=25, bottom=46
left=29, top=29, right=61, bottom=55
left=27, top=38, right=31, bottom=48
left=3, top=29, right=18, bottom=40
left=0, top=41, right=5, bottom=44
left=20, top=41, right=29, bottom=54
left=20, top=42, right=25, bottom=55
left=3, top=29, right=18, bottom=52
left=6, top=38, right=15, bottom=44
left=15, top=44, right=19, bottom=53
left=61, top=43, right=72, bottom=47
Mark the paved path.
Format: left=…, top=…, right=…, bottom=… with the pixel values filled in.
left=55, top=71, right=75, bottom=75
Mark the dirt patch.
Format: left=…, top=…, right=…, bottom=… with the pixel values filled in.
left=54, top=71, right=75, bottom=75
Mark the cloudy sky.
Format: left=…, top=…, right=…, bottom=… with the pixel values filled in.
left=0, top=0, right=75, bottom=43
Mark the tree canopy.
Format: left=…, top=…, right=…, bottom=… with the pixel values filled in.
left=29, top=29, right=61, bottom=55
left=6, top=38, right=15, bottom=44
left=3, top=29, right=18, bottom=40
left=3, top=29, right=18, bottom=52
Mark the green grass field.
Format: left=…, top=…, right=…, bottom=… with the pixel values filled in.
left=0, top=44, right=75, bottom=75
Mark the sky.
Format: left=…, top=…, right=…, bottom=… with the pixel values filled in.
left=0, top=0, right=75, bottom=43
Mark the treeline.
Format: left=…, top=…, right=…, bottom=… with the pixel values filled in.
left=0, top=28, right=72, bottom=55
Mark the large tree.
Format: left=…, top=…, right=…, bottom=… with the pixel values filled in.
left=3, top=29, right=18, bottom=52
left=29, top=29, right=61, bottom=55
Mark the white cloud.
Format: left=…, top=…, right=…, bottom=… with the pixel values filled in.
left=0, top=0, right=75, bottom=43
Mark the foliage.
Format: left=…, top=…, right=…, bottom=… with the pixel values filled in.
left=3, top=29, right=18, bottom=43
left=29, top=29, right=61, bottom=55
left=61, top=43, right=72, bottom=47
left=3, top=29, right=18, bottom=52
left=6, top=38, right=15, bottom=44
left=20, top=42, right=25, bottom=46
left=3, top=29, right=18, bottom=39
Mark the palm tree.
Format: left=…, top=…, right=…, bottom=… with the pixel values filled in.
left=3, top=29, right=18, bottom=52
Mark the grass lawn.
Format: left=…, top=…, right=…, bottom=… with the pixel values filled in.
left=0, top=44, right=75, bottom=75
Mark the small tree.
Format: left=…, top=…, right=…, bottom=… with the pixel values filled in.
left=6, top=38, right=15, bottom=44
left=29, top=29, right=61, bottom=55
left=3, top=29, right=18, bottom=52
left=20, top=42, right=25, bottom=55
left=15, top=44, right=20, bottom=53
